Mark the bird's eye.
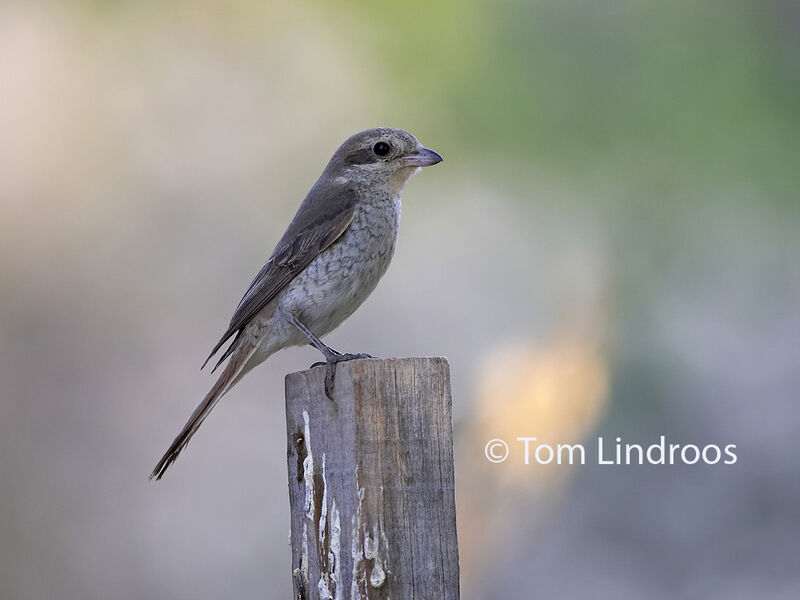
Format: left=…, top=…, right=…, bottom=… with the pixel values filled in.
left=373, top=142, right=391, bottom=156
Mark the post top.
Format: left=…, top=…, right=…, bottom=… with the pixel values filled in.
left=285, top=356, right=450, bottom=381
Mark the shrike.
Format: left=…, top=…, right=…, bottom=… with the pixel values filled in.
left=151, top=128, right=442, bottom=480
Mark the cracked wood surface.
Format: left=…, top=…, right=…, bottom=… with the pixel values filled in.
left=285, top=357, right=460, bottom=600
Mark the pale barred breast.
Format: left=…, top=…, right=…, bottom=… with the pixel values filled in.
left=313, top=193, right=401, bottom=287
left=345, top=194, right=401, bottom=258
left=278, top=193, right=401, bottom=330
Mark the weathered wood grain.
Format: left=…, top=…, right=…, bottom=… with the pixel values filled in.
left=285, top=357, right=460, bottom=600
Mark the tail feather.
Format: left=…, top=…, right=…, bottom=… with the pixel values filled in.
left=150, top=336, right=260, bottom=480
left=210, top=332, right=240, bottom=374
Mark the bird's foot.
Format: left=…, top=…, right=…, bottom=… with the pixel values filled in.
left=309, top=347, right=343, bottom=369
left=313, top=352, right=374, bottom=400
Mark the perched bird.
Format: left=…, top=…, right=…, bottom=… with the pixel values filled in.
left=150, top=128, right=442, bottom=480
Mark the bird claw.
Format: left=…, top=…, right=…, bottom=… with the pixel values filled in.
left=321, top=353, right=374, bottom=401
left=309, top=348, right=345, bottom=369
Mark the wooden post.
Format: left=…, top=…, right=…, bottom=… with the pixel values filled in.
left=285, top=357, right=460, bottom=600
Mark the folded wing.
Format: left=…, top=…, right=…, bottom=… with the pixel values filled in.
left=202, top=184, right=358, bottom=370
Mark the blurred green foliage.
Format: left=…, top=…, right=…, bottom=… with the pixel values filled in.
left=340, top=0, right=799, bottom=207
left=68, top=0, right=800, bottom=208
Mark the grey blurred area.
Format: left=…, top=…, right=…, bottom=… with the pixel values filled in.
left=1, top=1, right=798, bottom=599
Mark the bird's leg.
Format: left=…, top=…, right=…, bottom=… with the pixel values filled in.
left=283, top=311, right=373, bottom=400
left=282, top=311, right=339, bottom=359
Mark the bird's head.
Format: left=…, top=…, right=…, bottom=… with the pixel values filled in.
left=325, top=127, right=443, bottom=191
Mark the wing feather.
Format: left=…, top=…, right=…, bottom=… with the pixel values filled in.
left=201, top=184, right=357, bottom=369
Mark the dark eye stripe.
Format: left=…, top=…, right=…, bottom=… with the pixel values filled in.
left=344, top=148, right=379, bottom=165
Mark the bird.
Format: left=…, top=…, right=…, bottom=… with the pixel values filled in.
left=150, top=127, right=442, bottom=480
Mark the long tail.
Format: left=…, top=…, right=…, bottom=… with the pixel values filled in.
left=150, top=336, right=260, bottom=480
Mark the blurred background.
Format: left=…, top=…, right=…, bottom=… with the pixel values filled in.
left=1, top=1, right=799, bottom=598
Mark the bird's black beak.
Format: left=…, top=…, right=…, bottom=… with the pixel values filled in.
left=401, top=147, right=443, bottom=167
